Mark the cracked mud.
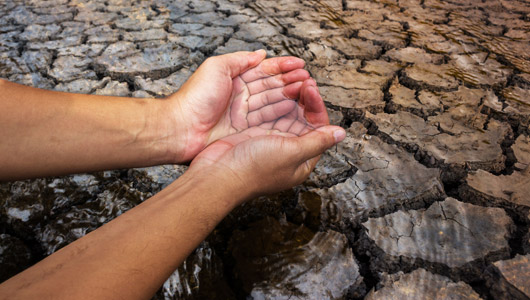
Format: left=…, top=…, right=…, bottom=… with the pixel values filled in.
left=1, top=0, right=530, bottom=299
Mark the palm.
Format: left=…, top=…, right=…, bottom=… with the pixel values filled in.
left=191, top=76, right=330, bottom=170
left=209, top=66, right=317, bottom=140
left=174, top=52, right=328, bottom=162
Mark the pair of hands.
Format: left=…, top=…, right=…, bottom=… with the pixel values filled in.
left=0, top=50, right=346, bottom=300
left=165, top=50, right=345, bottom=199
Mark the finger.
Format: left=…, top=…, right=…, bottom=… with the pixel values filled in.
left=240, top=56, right=306, bottom=82
left=248, top=81, right=303, bottom=111
left=230, top=78, right=251, bottom=130
left=302, top=83, right=329, bottom=127
left=283, top=80, right=305, bottom=99
left=298, top=155, right=322, bottom=178
left=247, top=100, right=296, bottom=127
left=216, top=49, right=267, bottom=78
left=259, top=121, right=275, bottom=130
left=296, top=126, right=346, bottom=162
left=299, top=78, right=317, bottom=107
left=246, top=69, right=310, bottom=95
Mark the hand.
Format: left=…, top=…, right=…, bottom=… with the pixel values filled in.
left=164, top=50, right=312, bottom=163
left=187, top=83, right=346, bottom=202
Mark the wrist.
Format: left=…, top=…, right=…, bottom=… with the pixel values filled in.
left=176, top=166, right=253, bottom=208
left=148, top=94, right=188, bottom=165
left=136, top=98, right=172, bottom=166
left=155, top=92, right=210, bottom=164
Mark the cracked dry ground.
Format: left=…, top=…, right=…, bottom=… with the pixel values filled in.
left=1, top=0, right=530, bottom=299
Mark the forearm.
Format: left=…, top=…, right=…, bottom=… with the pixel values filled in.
left=0, top=170, right=246, bottom=300
left=0, top=79, right=175, bottom=180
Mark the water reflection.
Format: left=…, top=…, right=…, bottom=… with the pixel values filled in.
left=229, top=217, right=364, bottom=299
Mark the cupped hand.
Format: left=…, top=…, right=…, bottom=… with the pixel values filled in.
left=187, top=83, right=346, bottom=203
left=166, top=50, right=312, bottom=163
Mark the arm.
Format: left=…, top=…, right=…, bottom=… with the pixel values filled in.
left=0, top=49, right=344, bottom=298
left=0, top=113, right=345, bottom=300
left=0, top=75, right=346, bottom=299
left=0, top=79, right=171, bottom=180
left=0, top=168, right=248, bottom=299
left=0, top=50, right=310, bottom=180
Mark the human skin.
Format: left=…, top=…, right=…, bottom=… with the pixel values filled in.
left=0, top=50, right=317, bottom=180
left=0, top=51, right=346, bottom=299
left=0, top=123, right=343, bottom=300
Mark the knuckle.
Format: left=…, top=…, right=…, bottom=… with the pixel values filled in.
left=265, top=77, right=276, bottom=90
left=262, top=92, right=270, bottom=106
left=319, top=130, right=334, bottom=146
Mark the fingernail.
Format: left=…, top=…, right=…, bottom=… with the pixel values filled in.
left=333, top=129, right=346, bottom=143
left=253, top=49, right=266, bottom=56
left=250, top=49, right=266, bottom=62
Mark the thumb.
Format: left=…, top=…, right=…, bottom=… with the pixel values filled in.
left=219, top=49, right=267, bottom=78
left=296, top=125, right=346, bottom=162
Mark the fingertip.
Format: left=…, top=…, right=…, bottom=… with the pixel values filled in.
left=318, top=125, right=345, bottom=143
left=305, top=85, right=319, bottom=99
left=283, top=81, right=304, bottom=99
left=304, top=85, right=324, bottom=112
left=302, top=84, right=329, bottom=126
left=314, top=125, right=345, bottom=143
left=224, top=50, right=267, bottom=78
left=250, top=49, right=267, bottom=65
left=281, top=69, right=310, bottom=84
left=279, top=57, right=306, bottom=72
left=333, top=128, right=346, bottom=143
left=297, top=125, right=342, bottom=160
left=305, top=78, right=317, bottom=87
